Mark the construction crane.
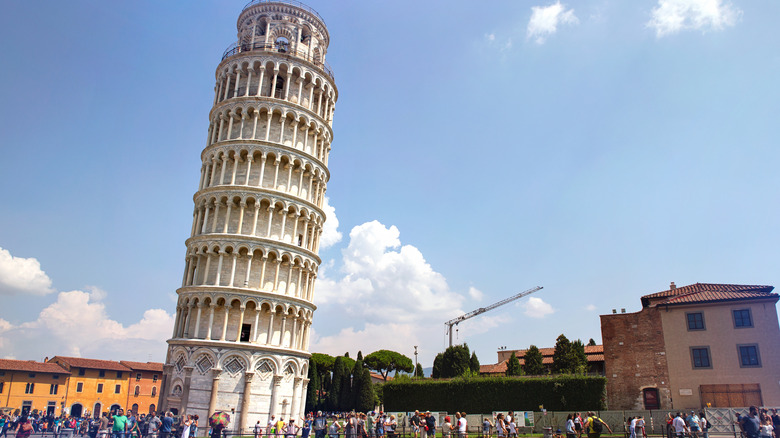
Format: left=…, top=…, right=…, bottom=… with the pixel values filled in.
left=445, top=286, right=543, bottom=347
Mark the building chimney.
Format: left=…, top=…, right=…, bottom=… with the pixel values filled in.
left=670, top=281, right=676, bottom=290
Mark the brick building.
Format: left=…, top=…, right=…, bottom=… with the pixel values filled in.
left=601, top=282, right=780, bottom=410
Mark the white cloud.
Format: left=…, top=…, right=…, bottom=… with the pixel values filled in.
left=0, top=247, right=55, bottom=296
left=527, top=2, right=579, bottom=44
left=312, top=220, right=468, bottom=363
left=521, top=296, right=555, bottom=318
left=468, top=286, right=484, bottom=301
left=0, top=289, right=173, bottom=360
left=319, top=197, right=342, bottom=249
left=485, top=33, right=496, bottom=41
left=585, top=304, right=597, bottom=311
left=648, top=0, right=742, bottom=37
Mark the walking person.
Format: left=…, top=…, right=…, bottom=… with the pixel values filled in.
left=584, top=412, right=612, bottom=438
left=566, top=415, right=576, bottom=438
left=481, top=416, right=492, bottom=438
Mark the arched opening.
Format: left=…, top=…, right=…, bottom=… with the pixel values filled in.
left=93, top=403, right=102, bottom=418
left=275, top=37, right=289, bottom=53
left=131, top=404, right=139, bottom=415
left=149, top=404, right=156, bottom=415
left=643, top=388, right=660, bottom=410
left=151, top=386, right=157, bottom=397
left=109, top=404, right=121, bottom=415
left=170, top=408, right=179, bottom=416
left=134, top=385, right=140, bottom=396
left=70, top=403, right=83, bottom=417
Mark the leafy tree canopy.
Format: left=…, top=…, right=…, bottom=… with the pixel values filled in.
left=505, top=352, right=522, bottom=376
left=364, top=350, right=414, bottom=381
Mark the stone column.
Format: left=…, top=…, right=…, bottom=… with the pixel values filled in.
left=290, top=377, right=302, bottom=420
left=194, top=303, right=203, bottom=339
left=298, top=378, right=309, bottom=418
left=237, top=202, right=246, bottom=234
left=239, top=371, right=254, bottom=433
left=266, top=310, right=275, bottom=344
left=229, top=253, right=238, bottom=287
left=244, top=254, right=254, bottom=287
left=235, top=305, right=246, bottom=342
left=180, top=366, right=194, bottom=413
left=206, top=304, right=216, bottom=340
left=160, top=364, right=174, bottom=413
left=220, top=304, right=230, bottom=341
left=269, top=376, right=283, bottom=418
left=183, top=303, right=193, bottom=337
left=207, top=368, right=222, bottom=418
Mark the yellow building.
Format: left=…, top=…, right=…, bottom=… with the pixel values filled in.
left=120, top=361, right=163, bottom=415
left=0, top=359, right=70, bottom=416
left=48, top=356, right=132, bottom=417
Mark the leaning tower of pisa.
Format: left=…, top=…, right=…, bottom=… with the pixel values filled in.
left=160, top=0, right=336, bottom=429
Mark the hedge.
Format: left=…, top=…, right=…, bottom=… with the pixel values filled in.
left=382, top=375, right=606, bottom=412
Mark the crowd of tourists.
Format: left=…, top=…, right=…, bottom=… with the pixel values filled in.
left=4, top=407, right=780, bottom=438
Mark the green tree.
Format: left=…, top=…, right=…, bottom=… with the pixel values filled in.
left=356, top=367, right=375, bottom=411
left=571, top=339, right=588, bottom=374
left=364, top=350, right=414, bottom=382
left=552, top=335, right=588, bottom=374
left=339, top=357, right=354, bottom=411
left=414, top=363, right=424, bottom=377
left=587, top=338, right=597, bottom=346
left=522, top=345, right=545, bottom=375
left=349, top=356, right=366, bottom=411
left=329, top=356, right=347, bottom=410
left=310, top=353, right=334, bottom=409
left=432, top=353, right=443, bottom=378
left=469, top=352, right=480, bottom=374
left=552, top=334, right=574, bottom=374
left=505, top=352, right=522, bottom=376
left=440, top=344, right=471, bottom=378
left=322, top=372, right=332, bottom=410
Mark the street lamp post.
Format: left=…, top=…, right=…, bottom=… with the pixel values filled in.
left=414, top=346, right=418, bottom=377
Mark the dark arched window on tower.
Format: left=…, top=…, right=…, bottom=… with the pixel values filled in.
left=275, top=37, right=289, bottom=53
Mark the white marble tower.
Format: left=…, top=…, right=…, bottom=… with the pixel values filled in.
left=161, top=0, right=336, bottom=431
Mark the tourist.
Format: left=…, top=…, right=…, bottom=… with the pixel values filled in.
left=457, top=413, right=467, bottom=438
left=267, top=415, right=277, bottom=437
left=285, top=419, right=300, bottom=438
left=425, top=412, right=436, bottom=438
left=687, top=411, right=700, bottom=438
left=481, top=416, right=492, bottom=438
left=672, top=413, right=687, bottom=438
left=443, top=416, right=453, bottom=438
left=385, top=415, right=397, bottom=438
left=314, top=413, right=327, bottom=438
left=112, top=409, right=128, bottom=438
left=584, top=412, right=612, bottom=438
left=181, top=415, right=192, bottom=438
left=740, top=406, right=761, bottom=438
left=629, top=416, right=637, bottom=438
left=411, top=412, right=421, bottom=438
left=254, top=421, right=264, bottom=438
left=160, top=412, right=174, bottom=438
left=17, top=415, right=34, bottom=438
left=759, top=416, right=774, bottom=438
left=636, top=417, right=646, bottom=438
left=508, top=416, right=517, bottom=438
left=496, top=413, right=506, bottom=438
left=146, top=413, right=161, bottom=438
left=302, top=413, right=312, bottom=438
left=276, top=417, right=286, bottom=438
left=566, top=414, right=576, bottom=438
left=374, top=414, right=384, bottom=438
left=328, top=416, right=342, bottom=438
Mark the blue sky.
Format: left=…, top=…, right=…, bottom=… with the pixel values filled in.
left=0, top=0, right=778, bottom=368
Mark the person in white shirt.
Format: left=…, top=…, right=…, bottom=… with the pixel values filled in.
left=673, top=413, right=688, bottom=438
left=457, top=414, right=467, bottom=438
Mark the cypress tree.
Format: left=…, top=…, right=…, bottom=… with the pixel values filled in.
left=469, top=352, right=480, bottom=373
left=432, top=353, right=443, bottom=378
left=329, top=356, right=345, bottom=410
left=322, top=372, right=332, bottom=410
left=414, top=363, right=424, bottom=377
left=356, top=367, right=375, bottom=411
left=505, top=352, right=521, bottom=376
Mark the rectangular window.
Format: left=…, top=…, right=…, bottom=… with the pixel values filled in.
left=153, top=375, right=158, bottom=382
left=25, top=382, right=35, bottom=394
left=28, top=373, right=36, bottom=378
left=52, top=374, right=59, bottom=379
left=115, top=384, right=121, bottom=394
left=116, top=371, right=123, bottom=379
left=97, top=383, right=103, bottom=393
left=136, top=373, right=142, bottom=381
left=690, top=346, right=712, bottom=369
left=50, top=384, right=58, bottom=395
left=0, top=382, right=4, bottom=393
left=686, top=312, right=705, bottom=330
left=99, top=370, right=106, bottom=378
left=738, top=344, right=761, bottom=368
left=76, top=382, right=83, bottom=392
left=0, top=371, right=5, bottom=376
left=733, top=309, right=753, bottom=328
left=78, top=368, right=86, bottom=376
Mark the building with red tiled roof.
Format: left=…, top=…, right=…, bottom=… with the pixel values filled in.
left=479, top=344, right=605, bottom=376
left=0, top=359, right=69, bottom=416
left=47, top=356, right=132, bottom=417
left=601, top=282, right=780, bottom=410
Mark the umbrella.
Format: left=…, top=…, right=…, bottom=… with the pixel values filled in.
left=209, top=411, right=231, bottom=428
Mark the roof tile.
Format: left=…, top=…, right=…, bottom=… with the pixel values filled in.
left=0, top=359, right=70, bottom=374
left=49, top=356, right=131, bottom=372
left=642, top=283, right=776, bottom=307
